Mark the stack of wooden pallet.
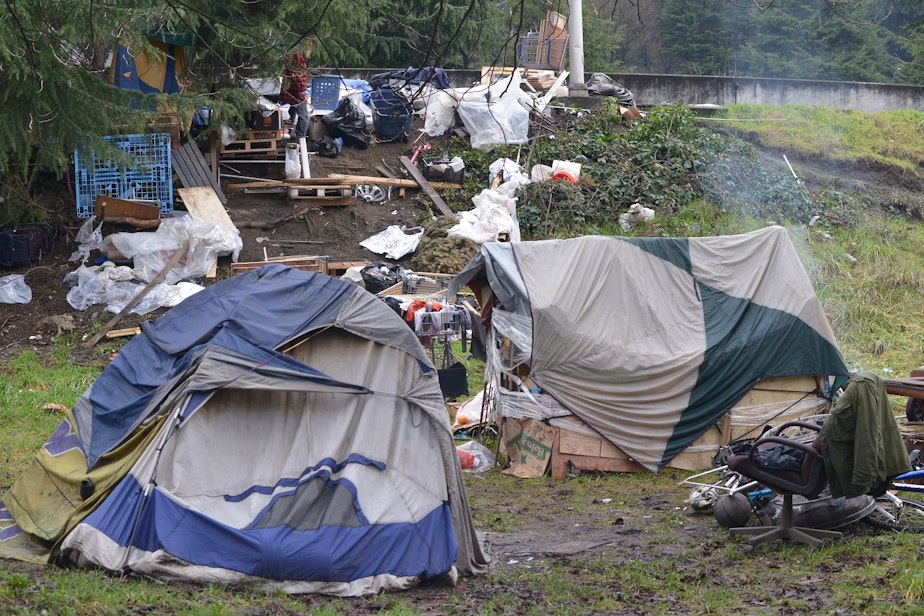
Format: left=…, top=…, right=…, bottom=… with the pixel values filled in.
left=220, top=130, right=283, bottom=156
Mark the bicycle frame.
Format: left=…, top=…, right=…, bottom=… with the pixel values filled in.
left=891, top=468, right=924, bottom=495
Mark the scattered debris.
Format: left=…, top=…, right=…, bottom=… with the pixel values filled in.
left=618, top=202, right=656, bottom=231
left=37, top=314, right=76, bottom=336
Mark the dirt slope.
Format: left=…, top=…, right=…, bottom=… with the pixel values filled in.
left=2, top=114, right=921, bottom=367
left=0, top=128, right=466, bottom=365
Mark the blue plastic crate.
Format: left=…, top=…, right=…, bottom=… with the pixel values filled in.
left=74, top=133, right=173, bottom=218
left=369, top=88, right=413, bottom=142
left=311, top=76, right=341, bottom=112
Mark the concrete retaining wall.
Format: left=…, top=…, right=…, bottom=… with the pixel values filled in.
left=339, top=69, right=924, bottom=112
left=608, top=74, right=924, bottom=112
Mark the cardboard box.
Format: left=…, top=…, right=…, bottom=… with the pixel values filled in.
left=502, top=418, right=555, bottom=478
left=247, top=110, right=283, bottom=131
left=558, top=429, right=601, bottom=457
left=557, top=428, right=630, bottom=460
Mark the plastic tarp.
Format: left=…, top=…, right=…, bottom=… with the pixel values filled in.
left=449, top=227, right=849, bottom=472
left=422, top=74, right=533, bottom=149
left=1, top=265, right=489, bottom=595
left=111, top=39, right=185, bottom=94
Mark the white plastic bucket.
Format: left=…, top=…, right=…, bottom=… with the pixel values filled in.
left=551, top=160, right=581, bottom=184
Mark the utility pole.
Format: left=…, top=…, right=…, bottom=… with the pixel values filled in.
left=567, top=0, right=587, bottom=94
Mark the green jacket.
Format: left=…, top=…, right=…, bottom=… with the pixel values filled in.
left=820, top=372, right=911, bottom=499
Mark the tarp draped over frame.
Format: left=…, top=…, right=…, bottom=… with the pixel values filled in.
left=1, top=266, right=489, bottom=595
left=111, top=39, right=186, bottom=94
left=450, top=226, right=849, bottom=472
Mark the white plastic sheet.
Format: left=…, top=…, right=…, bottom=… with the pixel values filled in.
left=359, top=225, right=424, bottom=259
left=109, top=214, right=242, bottom=284
left=447, top=187, right=521, bottom=244
left=456, top=98, right=530, bottom=150
left=68, top=216, right=104, bottom=264
left=422, top=74, right=534, bottom=150
left=63, top=263, right=205, bottom=315
left=64, top=263, right=156, bottom=314
left=0, top=274, right=32, bottom=304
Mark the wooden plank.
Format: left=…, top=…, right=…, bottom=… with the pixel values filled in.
left=177, top=187, right=236, bottom=230
left=399, top=156, right=453, bottom=216
left=83, top=240, right=190, bottom=349
left=536, top=71, right=569, bottom=113
left=105, top=327, right=141, bottom=339
left=327, top=260, right=367, bottom=277
left=176, top=142, right=228, bottom=203
left=375, top=165, right=396, bottom=179
left=94, top=196, right=160, bottom=221
left=209, top=132, right=219, bottom=183
left=327, top=173, right=459, bottom=190
left=228, top=180, right=351, bottom=191
left=231, top=255, right=329, bottom=277
left=172, top=142, right=227, bottom=204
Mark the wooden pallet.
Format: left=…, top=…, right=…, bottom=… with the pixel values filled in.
left=221, top=134, right=282, bottom=155
left=231, top=255, right=329, bottom=277
left=287, top=185, right=353, bottom=199
left=172, top=142, right=227, bottom=204
left=327, top=260, right=368, bottom=277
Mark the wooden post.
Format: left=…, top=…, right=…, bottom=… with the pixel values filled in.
left=399, top=156, right=453, bottom=217
left=83, top=240, right=190, bottom=349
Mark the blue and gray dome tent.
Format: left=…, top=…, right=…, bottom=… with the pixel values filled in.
left=449, top=226, right=850, bottom=473
left=0, top=265, right=489, bottom=595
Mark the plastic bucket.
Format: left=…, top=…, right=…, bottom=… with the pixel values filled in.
left=551, top=160, right=581, bottom=184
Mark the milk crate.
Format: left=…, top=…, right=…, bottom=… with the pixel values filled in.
left=0, top=223, right=55, bottom=267
left=402, top=272, right=453, bottom=296
left=74, top=133, right=173, bottom=218
left=311, top=76, right=341, bottom=112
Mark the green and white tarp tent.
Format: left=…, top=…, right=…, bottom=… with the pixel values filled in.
left=449, top=226, right=849, bottom=473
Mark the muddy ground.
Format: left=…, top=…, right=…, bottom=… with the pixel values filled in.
left=0, top=122, right=478, bottom=366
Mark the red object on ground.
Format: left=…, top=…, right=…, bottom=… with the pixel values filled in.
left=457, top=449, right=475, bottom=469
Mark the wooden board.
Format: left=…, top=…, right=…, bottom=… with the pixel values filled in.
left=177, top=187, right=236, bottom=230
left=327, top=260, right=368, bottom=277
left=94, top=196, right=160, bottom=222
left=549, top=428, right=644, bottom=478
left=172, top=142, right=227, bottom=204
left=326, top=174, right=460, bottom=190
left=105, top=327, right=141, bottom=339
left=286, top=195, right=356, bottom=205
left=399, top=156, right=453, bottom=217
left=231, top=255, right=329, bottom=276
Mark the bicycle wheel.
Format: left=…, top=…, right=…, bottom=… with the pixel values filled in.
left=862, top=493, right=924, bottom=532
left=907, top=398, right=924, bottom=422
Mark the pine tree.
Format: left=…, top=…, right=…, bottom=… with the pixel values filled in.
left=0, top=0, right=503, bottom=222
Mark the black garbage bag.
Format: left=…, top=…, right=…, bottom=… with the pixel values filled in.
left=360, top=261, right=405, bottom=294
left=438, top=362, right=469, bottom=399
left=586, top=72, right=636, bottom=107
left=321, top=98, right=370, bottom=149
left=310, top=136, right=340, bottom=158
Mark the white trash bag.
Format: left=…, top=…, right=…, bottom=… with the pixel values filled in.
left=0, top=274, right=32, bottom=304
left=456, top=440, right=496, bottom=473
